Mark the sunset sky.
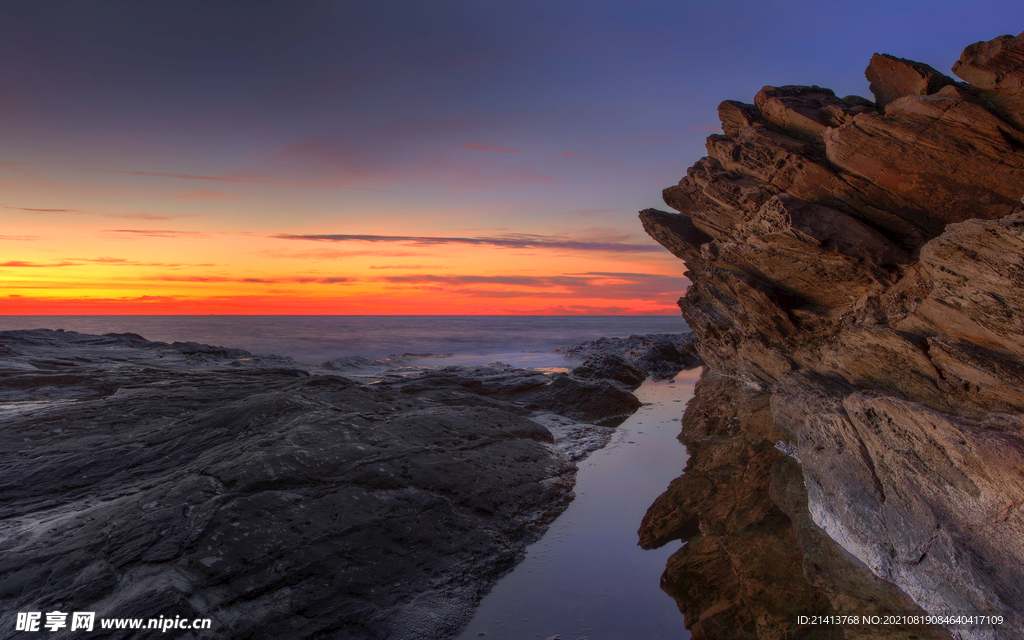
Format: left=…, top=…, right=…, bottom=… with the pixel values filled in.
left=2, top=1, right=1020, bottom=314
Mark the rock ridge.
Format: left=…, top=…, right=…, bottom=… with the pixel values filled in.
left=641, top=31, right=1024, bottom=639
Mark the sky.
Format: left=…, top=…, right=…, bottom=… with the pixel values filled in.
left=1, top=1, right=1021, bottom=315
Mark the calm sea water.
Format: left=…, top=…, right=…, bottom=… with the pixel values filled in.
left=455, top=371, right=698, bottom=640
left=0, top=316, right=689, bottom=368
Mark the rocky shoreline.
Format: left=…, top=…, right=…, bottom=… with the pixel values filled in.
left=0, top=328, right=692, bottom=639
left=640, top=30, right=1024, bottom=640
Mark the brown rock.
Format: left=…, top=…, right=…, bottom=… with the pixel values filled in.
left=917, top=213, right=1024, bottom=355
left=701, top=237, right=893, bottom=311
left=755, top=85, right=873, bottom=143
left=642, top=372, right=952, bottom=640
left=865, top=53, right=958, bottom=110
left=800, top=393, right=1024, bottom=625
left=824, top=91, right=1024, bottom=231
left=704, top=103, right=930, bottom=246
left=739, top=194, right=909, bottom=266
left=638, top=208, right=712, bottom=275
left=717, top=99, right=763, bottom=135
left=952, top=31, right=1024, bottom=129
left=639, top=373, right=836, bottom=640
left=643, top=30, right=1024, bottom=638
left=677, top=267, right=798, bottom=387
left=770, top=455, right=954, bottom=640
left=952, top=31, right=1024, bottom=93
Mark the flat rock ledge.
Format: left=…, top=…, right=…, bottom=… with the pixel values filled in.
left=642, top=30, right=1024, bottom=640
left=0, top=329, right=642, bottom=640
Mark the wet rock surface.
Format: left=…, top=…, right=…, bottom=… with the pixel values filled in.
left=0, top=329, right=640, bottom=640
left=642, top=30, right=1024, bottom=639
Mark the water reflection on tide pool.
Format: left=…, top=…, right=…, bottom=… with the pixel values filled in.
left=454, top=371, right=701, bottom=640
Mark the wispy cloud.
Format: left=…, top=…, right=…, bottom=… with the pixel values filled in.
left=373, top=271, right=690, bottom=301
left=72, top=257, right=196, bottom=267
left=154, top=275, right=352, bottom=285
left=378, top=274, right=589, bottom=287
left=4, top=206, right=89, bottom=214
left=272, top=233, right=663, bottom=253
left=573, top=270, right=683, bottom=279
left=103, top=213, right=199, bottom=220
left=103, top=229, right=207, bottom=238
left=85, top=168, right=389, bottom=191
left=465, top=142, right=521, bottom=154
left=174, top=188, right=236, bottom=201
left=0, top=260, right=77, bottom=268
left=87, top=169, right=271, bottom=183
left=154, top=275, right=266, bottom=283
left=567, top=207, right=622, bottom=218
left=256, top=248, right=424, bottom=261
left=0, top=256, right=207, bottom=268
left=0, top=235, right=40, bottom=241
left=526, top=304, right=632, bottom=315
left=3, top=207, right=199, bottom=221
left=81, top=257, right=133, bottom=264
left=0, top=162, right=40, bottom=179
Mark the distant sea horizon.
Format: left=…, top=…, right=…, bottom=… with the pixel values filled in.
left=0, top=315, right=690, bottom=369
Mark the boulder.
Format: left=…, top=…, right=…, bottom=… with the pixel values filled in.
left=865, top=53, right=958, bottom=109
left=952, top=31, right=1024, bottom=93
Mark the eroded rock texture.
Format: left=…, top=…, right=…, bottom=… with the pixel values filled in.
left=642, top=31, right=1024, bottom=640
left=0, top=330, right=639, bottom=640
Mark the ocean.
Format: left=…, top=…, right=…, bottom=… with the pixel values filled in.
left=0, top=315, right=690, bottom=368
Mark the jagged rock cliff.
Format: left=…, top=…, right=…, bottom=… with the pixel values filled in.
left=641, top=31, right=1024, bottom=639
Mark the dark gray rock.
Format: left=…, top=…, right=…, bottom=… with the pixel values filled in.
left=0, top=329, right=639, bottom=640
left=559, top=332, right=701, bottom=380
left=376, top=362, right=641, bottom=427
left=570, top=353, right=645, bottom=390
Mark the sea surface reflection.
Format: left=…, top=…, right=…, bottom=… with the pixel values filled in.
left=454, top=371, right=702, bottom=640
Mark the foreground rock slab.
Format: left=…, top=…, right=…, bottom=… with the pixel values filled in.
left=0, top=329, right=639, bottom=639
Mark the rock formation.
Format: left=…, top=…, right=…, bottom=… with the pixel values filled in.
left=641, top=31, right=1024, bottom=640
left=0, top=329, right=640, bottom=639
left=558, top=332, right=701, bottom=379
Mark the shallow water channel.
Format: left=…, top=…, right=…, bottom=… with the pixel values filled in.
left=454, top=370, right=700, bottom=640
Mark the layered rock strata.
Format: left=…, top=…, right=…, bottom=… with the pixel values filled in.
left=0, top=330, right=640, bottom=640
left=641, top=31, right=1024, bottom=639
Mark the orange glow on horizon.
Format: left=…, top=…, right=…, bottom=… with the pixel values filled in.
left=1, top=186, right=688, bottom=317
left=0, top=294, right=680, bottom=316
